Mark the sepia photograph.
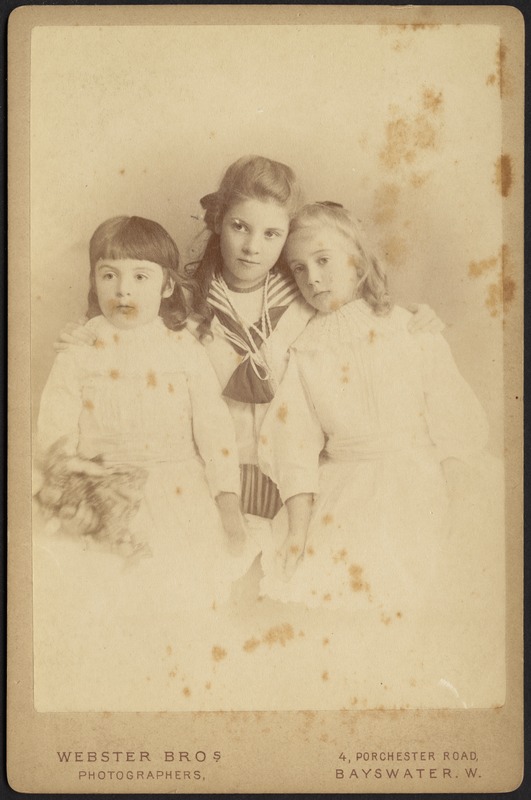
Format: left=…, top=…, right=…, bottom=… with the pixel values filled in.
left=8, top=3, right=523, bottom=794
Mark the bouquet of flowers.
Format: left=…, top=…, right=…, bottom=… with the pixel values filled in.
left=35, top=439, right=150, bottom=559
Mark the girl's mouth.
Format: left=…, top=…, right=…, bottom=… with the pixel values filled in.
left=109, top=300, right=138, bottom=317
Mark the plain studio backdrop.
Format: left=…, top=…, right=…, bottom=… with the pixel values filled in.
left=26, top=19, right=510, bottom=715
left=30, top=23, right=505, bottom=452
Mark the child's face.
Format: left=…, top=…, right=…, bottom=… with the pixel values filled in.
left=94, top=258, right=174, bottom=329
left=285, top=225, right=360, bottom=313
left=218, top=198, right=290, bottom=289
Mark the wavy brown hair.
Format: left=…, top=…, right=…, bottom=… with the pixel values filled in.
left=88, top=216, right=192, bottom=330
left=186, top=155, right=302, bottom=338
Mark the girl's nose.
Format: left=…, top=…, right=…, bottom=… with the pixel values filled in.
left=116, top=278, right=132, bottom=296
left=306, top=264, right=321, bottom=287
left=243, top=233, right=260, bottom=255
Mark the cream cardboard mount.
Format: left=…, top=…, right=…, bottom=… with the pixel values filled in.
left=7, top=4, right=524, bottom=794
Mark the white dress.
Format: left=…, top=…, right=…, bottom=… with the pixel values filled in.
left=33, top=315, right=262, bottom=709
left=258, top=300, right=504, bottom=625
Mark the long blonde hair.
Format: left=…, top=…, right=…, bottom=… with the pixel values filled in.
left=287, top=202, right=392, bottom=316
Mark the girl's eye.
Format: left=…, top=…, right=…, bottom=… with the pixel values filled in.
left=135, top=274, right=148, bottom=281
left=101, top=272, right=115, bottom=281
left=318, top=257, right=329, bottom=265
left=292, top=265, right=305, bottom=275
left=264, top=230, right=280, bottom=239
left=232, top=221, right=247, bottom=232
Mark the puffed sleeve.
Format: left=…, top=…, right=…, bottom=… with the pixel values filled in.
left=186, top=341, right=241, bottom=498
left=420, top=333, right=490, bottom=462
left=258, top=352, right=325, bottom=502
left=37, top=350, right=84, bottom=457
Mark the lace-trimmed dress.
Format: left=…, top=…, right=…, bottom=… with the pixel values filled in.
left=35, top=315, right=260, bottom=613
left=258, top=300, right=504, bottom=623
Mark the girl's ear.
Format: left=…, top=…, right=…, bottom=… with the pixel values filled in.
left=162, top=277, right=175, bottom=299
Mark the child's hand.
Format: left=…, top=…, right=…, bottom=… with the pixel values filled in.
left=407, top=304, right=445, bottom=335
left=53, top=318, right=95, bottom=352
left=216, top=492, right=248, bottom=556
left=277, top=530, right=306, bottom=581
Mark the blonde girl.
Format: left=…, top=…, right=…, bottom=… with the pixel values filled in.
left=258, top=202, right=504, bottom=633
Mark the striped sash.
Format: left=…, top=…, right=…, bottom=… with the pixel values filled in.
left=240, top=463, right=282, bottom=518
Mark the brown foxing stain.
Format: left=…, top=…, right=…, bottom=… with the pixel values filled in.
left=410, top=172, right=430, bottom=189
left=319, top=733, right=329, bottom=743
left=259, top=434, right=268, bottom=445
left=323, top=593, right=332, bottom=602
left=243, top=637, right=261, bottom=653
left=486, top=73, right=497, bottom=86
left=330, top=299, right=342, bottom=312
left=380, top=89, right=442, bottom=171
left=368, top=329, right=376, bottom=343
left=396, top=611, right=403, bottom=619
left=94, top=338, right=105, bottom=349
left=262, top=623, right=295, bottom=647
left=276, top=403, right=288, bottom=423
left=212, top=646, right=227, bottom=662
left=341, top=364, right=349, bottom=372
left=323, top=637, right=329, bottom=646
left=485, top=244, right=516, bottom=317
left=380, top=23, right=440, bottom=37
left=349, top=564, right=370, bottom=593
left=494, top=154, right=513, bottom=197
left=422, top=87, right=443, bottom=113
left=341, top=376, right=349, bottom=384
left=410, top=678, right=417, bottom=687
left=289, top=544, right=301, bottom=556
left=182, top=687, right=191, bottom=697
left=372, top=183, right=400, bottom=225
left=306, top=545, right=315, bottom=556
left=205, top=682, right=212, bottom=690
left=382, top=234, right=408, bottom=268
left=119, top=168, right=125, bottom=175
left=333, top=548, right=348, bottom=563
left=83, top=399, right=94, bottom=411
left=298, top=630, right=305, bottom=637
left=146, top=370, right=157, bottom=388
left=221, top=448, right=230, bottom=457
left=381, top=613, right=392, bottom=626
left=113, top=333, right=120, bottom=344
left=468, top=256, right=498, bottom=278
left=109, top=368, right=120, bottom=380
left=322, top=671, right=329, bottom=681
left=350, top=697, right=358, bottom=706
left=322, top=513, right=333, bottom=525
left=175, top=486, right=182, bottom=495
left=166, top=645, right=172, bottom=656
left=497, top=40, right=507, bottom=96
left=168, top=383, right=174, bottom=393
